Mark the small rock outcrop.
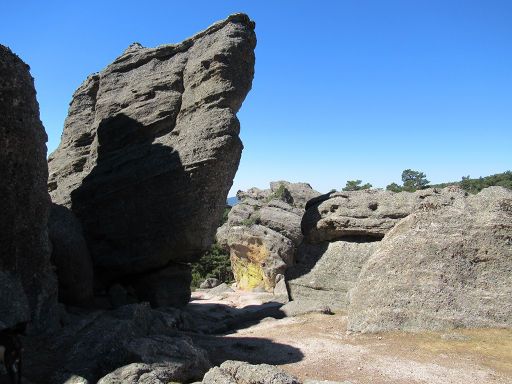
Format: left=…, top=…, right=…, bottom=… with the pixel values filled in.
left=36, top=303, right=211, bottom=383
left=287, top=187, right=468, bottom=312
left=201, top=360, right=300, bottom=384
left=217, top=182, right=320, bottom=291
left=348, top=187, right=512, bottom=332
left=47, top=14, right=256, bottom=306
left=0, top=45, right=58, bottom=331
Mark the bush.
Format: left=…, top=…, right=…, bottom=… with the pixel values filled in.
left=342, top=180, right=372, bottom=191
left=191, top=242, right=233, bottom=288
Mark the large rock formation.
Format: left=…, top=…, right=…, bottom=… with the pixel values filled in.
left=0, top=45, right=58, bottom=331
left=47, top=14, right=256, bottom=306
left=217, top=182, right=320, bottom=291
left=348, top=187, right=512, bottom=332
left=287, top=187, right=468, bottom=312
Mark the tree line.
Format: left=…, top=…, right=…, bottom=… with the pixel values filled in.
left=342, top=170, right=512, bottom=193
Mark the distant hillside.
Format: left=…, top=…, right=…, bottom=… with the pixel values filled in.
left=226, top=196, right=239, bottom=206
left=430, top=171, right=512, bottom=193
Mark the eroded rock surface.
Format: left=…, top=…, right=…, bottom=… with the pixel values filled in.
left=47, top=14, right=256, bottom=303
left=0, top=44, right=58, bottom=331
left=287, top=187, right=468, bottom=312
left=217, top=182, right=320, bottom=291
left=202, top=360, right=300, bottom=384
left=302, top=188, right=465, bottom=243
left=348, top=187, right=512, bottom=332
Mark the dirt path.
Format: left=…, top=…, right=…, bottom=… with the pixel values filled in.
left=190, top=291, right=512, bottom=384
left=221, top=314, right=512, bottom=384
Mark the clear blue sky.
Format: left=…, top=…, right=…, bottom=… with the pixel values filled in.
left=2, top=1, right=511, bottom=195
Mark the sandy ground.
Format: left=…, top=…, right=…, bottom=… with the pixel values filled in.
left=190, top=290, right=512, bottom=384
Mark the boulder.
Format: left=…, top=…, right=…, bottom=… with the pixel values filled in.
left=348, top=187, right=512, bottom=332
left=219, top=225, right=295, bottom=291
left=46, top=303, right=208, bottom=383
left=302, top=188, right=466, bottom=243
left=200, top=277, right=221, bottom=289
left=201, top=360, right=300, bottom=384
left=218, top=182, right=320, bottom=291
left=286, top=241, right=378, bottom=312
left=48, top=203, right=94, bottom=305
left=47, top=14, right=256, bottom=302
left=0, top=45, right=58, bottom=332
left=97, top=335, right=210, bottom=383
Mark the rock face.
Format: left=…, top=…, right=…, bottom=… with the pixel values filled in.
left=0, top=45, right=58, bottom=331
left=97, top=335, right=210, bottom=384
left=286, top=241, right=378, bottom=312
left=287, top=187, right=468, bottom=312
left=201, top=360, right=300, bottom=384
left=47, top=14, right=256, bottom=304
left=48, top=203, right=94, bottom=305
left=348, top=187, right=512, bottom=332
left=44, top=303, right=210, bottom=383
left=217, top=182, right=320, bottom=291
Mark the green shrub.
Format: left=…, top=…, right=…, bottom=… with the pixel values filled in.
left=190, top=242, right=233, bottom=288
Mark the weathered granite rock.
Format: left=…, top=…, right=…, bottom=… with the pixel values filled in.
left=0, top=45, right=58, bottom=332
left=286, top=241, right=378, bottom=312
left=348, top=187, right=512, bottom=332
left=201, top=360, right=300, bottom=384
left=303, top=188, right=466, bottom=243
left=220, top=225, right=295, bottom=291
left=200, top=277, right=221, bottom=289
left=218, top=182, right=320, bottom=291
left=47, top=303, right=207, bottom=383
left=287, top=187, right=468, bottom=312
left=97, top=335, right=210, bottom=383
left=48, top=203, right=94, bottom=305
left=47, top=15, right=256, bottom=301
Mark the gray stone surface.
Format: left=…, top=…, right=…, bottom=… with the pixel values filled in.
left=97, top=335, right=210, bottom=383
left=286, top=241, right=378, bottom=312
left=348, top=187, right=512, bottom=332
left=202, top=360, right=300, bottom=384
left=48, top=203, right=94, bottom=305
left=47, top=15, right=256, bottom=302
left=200, top=277, right=221, bottom=289
left=302, top=188, right=466, bottom=243
left=218, top=182, right=320, bottom=291
left=45, top=303, right=206, bottom=383
left=0, top=44, right=58, bottom=332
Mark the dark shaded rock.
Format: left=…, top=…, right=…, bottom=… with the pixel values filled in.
left=48, top=203, right=94, bottom=305
left=0, top=272, right=30, bottom=329
left=131, top=263, right=192, bottom=308
left=0, top=44, right=58, bottom=332
left=201, top=360, right=300, bottom=384
left=47, top=303, right=194, bottom=383
left=97, top=335, right=210, bottom=383
left=348, top=187, right=512, bottom=332
left=47, top=15, right=256, bottom=304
